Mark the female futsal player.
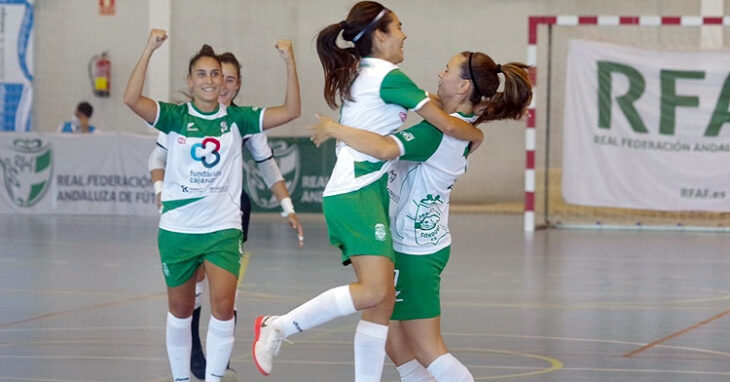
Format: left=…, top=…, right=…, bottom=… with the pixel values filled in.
left=125, top=29, right=300, bottom=381
left=147, top=49, right=303, bottom=379
left=310, top=51, right=533, bottom=381
left=252, top=2, right=484, bottom=381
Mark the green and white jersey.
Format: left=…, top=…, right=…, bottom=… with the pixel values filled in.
left=387, top=112, right=478, bottom=255
left=323, top=57, right=430, bottom=197
left=151, top=101, right=264, bottom=234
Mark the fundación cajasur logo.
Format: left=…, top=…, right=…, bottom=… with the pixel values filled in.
left=0, top=138, right=53, bottom=207
left=190, top=137, right=221, bottom=168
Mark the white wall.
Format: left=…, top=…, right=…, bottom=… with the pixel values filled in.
left=32, top=0, right=713, bottom=204
left=34, top=0, right=150, bottom=134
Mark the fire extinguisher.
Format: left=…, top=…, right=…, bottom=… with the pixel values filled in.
left=89, top=52, right=111, bottom=97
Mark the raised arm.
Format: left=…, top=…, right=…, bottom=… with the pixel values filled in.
left=262, top=39, right=301, bottom=130
left=416, top=101, right=483, bottom=144
left=308, top=114, right=400, bottom=160
left=123, top=29, right=168, bottom=123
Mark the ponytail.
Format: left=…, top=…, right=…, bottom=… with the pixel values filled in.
left=478, top=62, right=532, bottom=124
left=316, top=23, right=359, bottom=109
left=459, top=51, right=532, bottom=125
left=316, top=1, right=392, bottom=109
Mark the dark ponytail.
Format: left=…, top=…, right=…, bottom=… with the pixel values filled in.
left=459, top=51, right=532, bottom=125
left=188, top=44, right=220, bottom=76
left=316, top=1, right=392, bottom=109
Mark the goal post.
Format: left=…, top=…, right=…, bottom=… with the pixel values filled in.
left=525, top=15, right=730, bottom=232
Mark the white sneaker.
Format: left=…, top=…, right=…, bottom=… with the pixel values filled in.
left=252, top=315, right=284, bottom=376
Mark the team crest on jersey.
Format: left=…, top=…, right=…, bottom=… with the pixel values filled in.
left=220, top=121, right=229, bottom=133
left=0, top=138, right=53, bottom=207
left=413, top=194, right=447, bottom=245
left=374, top=223, right=387, bottom=241
left=243, top=140, right=300, bottom=209
left=399, top=131, right=415, bottom=142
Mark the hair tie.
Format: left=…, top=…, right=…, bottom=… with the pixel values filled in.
left=495, top=64, right=502, bottom=74
left=467, top=52, right=485, bottom=98
left=339, top=20, right=349, bottom=30
left=496, top=72, right=506, bottom=93
left=352, top=8, right=388, bottom=43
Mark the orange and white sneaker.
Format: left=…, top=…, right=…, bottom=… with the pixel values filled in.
left=252, top=315, right=284, bottom=376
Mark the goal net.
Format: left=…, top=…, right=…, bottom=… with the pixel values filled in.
left=527, top=16, right=730, bottom=231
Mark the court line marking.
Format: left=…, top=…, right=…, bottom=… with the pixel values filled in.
left=559, top=367, right=730, bottom=376
left=0, top=326, right=166, bottom=332
left=0, top=325, right=350, bottom=333
left=4, top=353, right=730, bottom=377
left=465, top=348, right=563, bottom=380
left=441, top=293, right=730, bottom=310
left=441, top=287, right=730, bottom=300
left=622, top=309, right=730, bottom=357
left=0, top=378, right=87, bottom=382
left=5, top=327, right=730, bottom=359
left=236, top=343, right=562, bottom=380
left=0, top=288, right=154, bottom=297
left=236, top=350, right=561, bottom=381
left=0, top=354, right=167, bottom=361
left=0, top=292, right=165, bottom=328
left=0, top=252, right=274, bottom=330
left=445, top=331, right=730, bottom=358
left=4, top=288, right=727, bottom=309
left=6, top=335, right=730, bottom=379
left=4, top=326, right=730, bottom=359
left=3, top=288, right=729, bottom=376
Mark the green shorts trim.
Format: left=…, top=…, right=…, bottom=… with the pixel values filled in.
left=391, top=246, right=450, bottom=321
left=322, top=175, right=394, bottom=265
left=158, top=228, right=243, bottom=287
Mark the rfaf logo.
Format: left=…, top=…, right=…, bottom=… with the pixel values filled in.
left=190, top=137, right=221, bottom=168
left=244, top=140, right=300, bottom=209
left=0, top=138, right=53, bottom=207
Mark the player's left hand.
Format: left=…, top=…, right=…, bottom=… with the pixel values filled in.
left=287, top=213, right=304, bottom=247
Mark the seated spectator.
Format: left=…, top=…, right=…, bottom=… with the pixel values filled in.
left=57, top=102, right=98, bottom=133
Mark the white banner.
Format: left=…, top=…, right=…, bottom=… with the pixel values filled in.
left=0, top=132, right=159, bottom=215
left=0, top=1, right=33, bottom=132
left=562, top=40, right=730, bottom=212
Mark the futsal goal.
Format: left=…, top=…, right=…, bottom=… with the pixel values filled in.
left=525, top=15, right=730, bottom=232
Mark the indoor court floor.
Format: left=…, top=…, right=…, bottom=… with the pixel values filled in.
left=2, top=212, right=730, bottom=381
